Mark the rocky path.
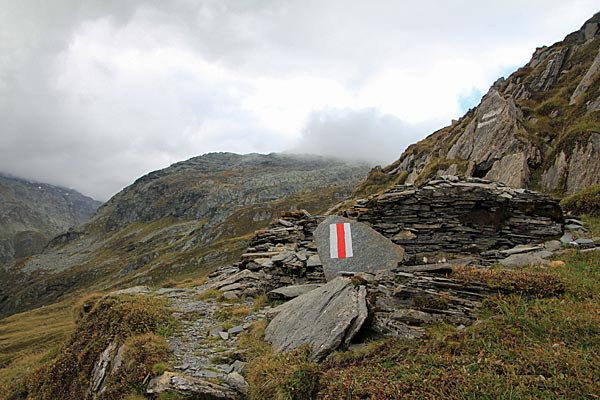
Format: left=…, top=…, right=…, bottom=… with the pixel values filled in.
left=154, top=276, right=267, bottom=397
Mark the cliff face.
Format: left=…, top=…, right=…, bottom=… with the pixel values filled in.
left=0, top=153, right=369, bottom=317
left=357, top=12, right=600, bottom=197
left=0, top=174, right=101, bottom=264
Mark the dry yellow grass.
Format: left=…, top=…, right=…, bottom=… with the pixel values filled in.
left=0, top=298, right=76, bottom=396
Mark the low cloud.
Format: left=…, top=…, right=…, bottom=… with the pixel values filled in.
left=293, top=108, right=442, bottom=166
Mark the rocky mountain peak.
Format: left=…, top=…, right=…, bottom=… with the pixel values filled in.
left=357, top=11, right=600, bottom=198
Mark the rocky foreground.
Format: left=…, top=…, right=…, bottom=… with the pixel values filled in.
left=114, top=177, right=597, bottom=398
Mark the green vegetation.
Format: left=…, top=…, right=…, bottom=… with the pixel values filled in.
left=240, top=218, right=600, bottom=399
left=317, top=247, right=600, bottom=399
left=0, top=299, right=76, bottom=394
left=237, top=321, right=321, bottom=400
left=4, top=294, right=175, bottom=400
left=560, top=184, right=600, bottom=217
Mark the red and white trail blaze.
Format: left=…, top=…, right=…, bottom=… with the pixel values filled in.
left=329, top=223, right=353, bottom=259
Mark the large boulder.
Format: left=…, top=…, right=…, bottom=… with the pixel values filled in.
left=264, top=277, right=368, bottom=361
left=314, top=215, right=406, bottom=280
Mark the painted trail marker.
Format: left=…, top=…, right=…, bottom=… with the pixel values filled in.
left=314, top=216, right=406, bottom=281
left=330, top=223, right=353, bottom=259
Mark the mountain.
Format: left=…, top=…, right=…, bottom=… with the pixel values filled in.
left=0, top=174, right=101, bottom=265
left=0, top=152, right=369, bottom=316
left=355, top=12, right=600, bottom=199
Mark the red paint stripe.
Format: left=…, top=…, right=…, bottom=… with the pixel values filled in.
left=336, top=223, right=346, bottom=258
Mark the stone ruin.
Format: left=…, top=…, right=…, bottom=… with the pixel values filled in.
left=345, top=176, right=563, bottom=264
left=207, top=176, right=567, bottom=360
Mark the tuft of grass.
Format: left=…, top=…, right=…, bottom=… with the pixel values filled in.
left=246, top=345, right=321, bottom=400
left=451, top=266, right=566, bottom=298
left=195, top=288, right=222, bottom=301
left=252, top=294, right=270, bottom=310
left=560, top=184, right=600, bottom=217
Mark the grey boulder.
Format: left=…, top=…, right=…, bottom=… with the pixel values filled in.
left=314, top=215, right=405, bottom=281
left=264, top=277, right=368, bottom=361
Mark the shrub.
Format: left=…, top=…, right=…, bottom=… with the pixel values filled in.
left=560, top=184, right=600, bottom=217
left=451, top=266, right=565, bottom=298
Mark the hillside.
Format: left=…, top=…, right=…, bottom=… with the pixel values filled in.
left=355, top=12, right=600, bottom=198
left=0, top=174, right=101, bottom=265
left=0, top=153, right=369, bottom=317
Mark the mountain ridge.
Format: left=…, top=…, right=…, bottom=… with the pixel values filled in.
left=354, top=12, right=600, bottom=198
left=0, top=173, right=102, bottom=265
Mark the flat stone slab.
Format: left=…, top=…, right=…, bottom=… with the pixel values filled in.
left=314, top=216, right=406, bottom=281
left=267, top=284, right=323, bottom=300
left=499, top=250, right=553, bottom=268
left=264, top=277, right=368, bottom=361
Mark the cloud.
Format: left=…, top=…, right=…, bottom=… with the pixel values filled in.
left=293, top=108, right=442, bottom=165
left=0, top=0, right=598, bottom=200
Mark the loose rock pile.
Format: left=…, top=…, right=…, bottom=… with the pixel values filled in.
left=346, top=176, right=563, bottom=264
left=208, top=210, right=327, bottom=298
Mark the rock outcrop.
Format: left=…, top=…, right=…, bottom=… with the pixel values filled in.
left=264, top=277, right=368, bottom=361
left=356, top=12, right=600, bottom=197
left=347, top=176, right=563, bottom=264
left=0, top=174, right=101, bottom=264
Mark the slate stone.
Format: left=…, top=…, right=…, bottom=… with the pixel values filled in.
left=575, top=238, right=595, bottom=248
left=499, top=251, right=553, bottom=268
left=560, top=232, right=573, bottom=244
left=267, top=284, right=323, bottom=300
left=220, top=283, right=242, bottom=292
left=227, top=325, right=244, bottom=335
left=314, top=216, right=406, bottom=281
left=264, top=277, right=368, bottom=361
left=306, top=254, right=322, bottom=267
left=219, top=331, right=229, bottom=340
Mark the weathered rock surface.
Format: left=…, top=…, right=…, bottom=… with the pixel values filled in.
left=347, top=177, right=563, bottom=263
left=147, top=372, right=241, bottom=399
left=267, top=283, right=323, bottom=300
left=0, top=174, right=101, bottom=264
left=314, top=215, right=406, bottom=280
left=265, top=277, right=368, bottom=361
left=354, top=12, right=600, bottom=197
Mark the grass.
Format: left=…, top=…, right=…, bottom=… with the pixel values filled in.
left=3, top=293, right=176, bottom=400
left=560, top=184, right=600, bottom=217
left=316, top=241, right=600, bottom=399
left=0, top=298, right=76, bottom=394
left=237, top=218, right=600, bottom=399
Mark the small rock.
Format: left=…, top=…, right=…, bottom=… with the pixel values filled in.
left=219, top=331, right=229, bottom=340
left=220, top=283, right=242, bottom=292
left=223, top=291, right=239, bottom=301
left=224, top=372, right=249, bottom=396
left=500, top=251, right=553, bottom=268
left=560, top=232, right=573, bottom=244
left=575, top=238, right=595, bottom=248
left=306, top=254, right=322, bottom=267
left=544, top=240, right=562, bottom=252
left=227, top=325, right=244, bottom=335
left=231, top=360, right=247, bottom=374
left=209, top=326, right=224, bottom=337
left=565, top=224, right=588, bottom=232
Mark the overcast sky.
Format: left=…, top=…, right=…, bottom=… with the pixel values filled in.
left=0, top=1, right=597, bottom=201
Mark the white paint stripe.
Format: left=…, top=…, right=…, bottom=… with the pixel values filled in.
left=330, top=223, right=338, bottom=259
left=344, top=223, right=353, bottom=257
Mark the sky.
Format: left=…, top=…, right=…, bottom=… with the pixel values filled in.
left=0, top=1, right=597, bottom=201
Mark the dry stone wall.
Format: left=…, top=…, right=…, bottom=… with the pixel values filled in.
left=345, top=176, right=563, bottom=264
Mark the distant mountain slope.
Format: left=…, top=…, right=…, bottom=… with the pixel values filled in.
left=355, top=12, right=600, bottom=198
left=0, top=174, right=101, bottom=264
left=0, top=153, right=369, bottom=316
